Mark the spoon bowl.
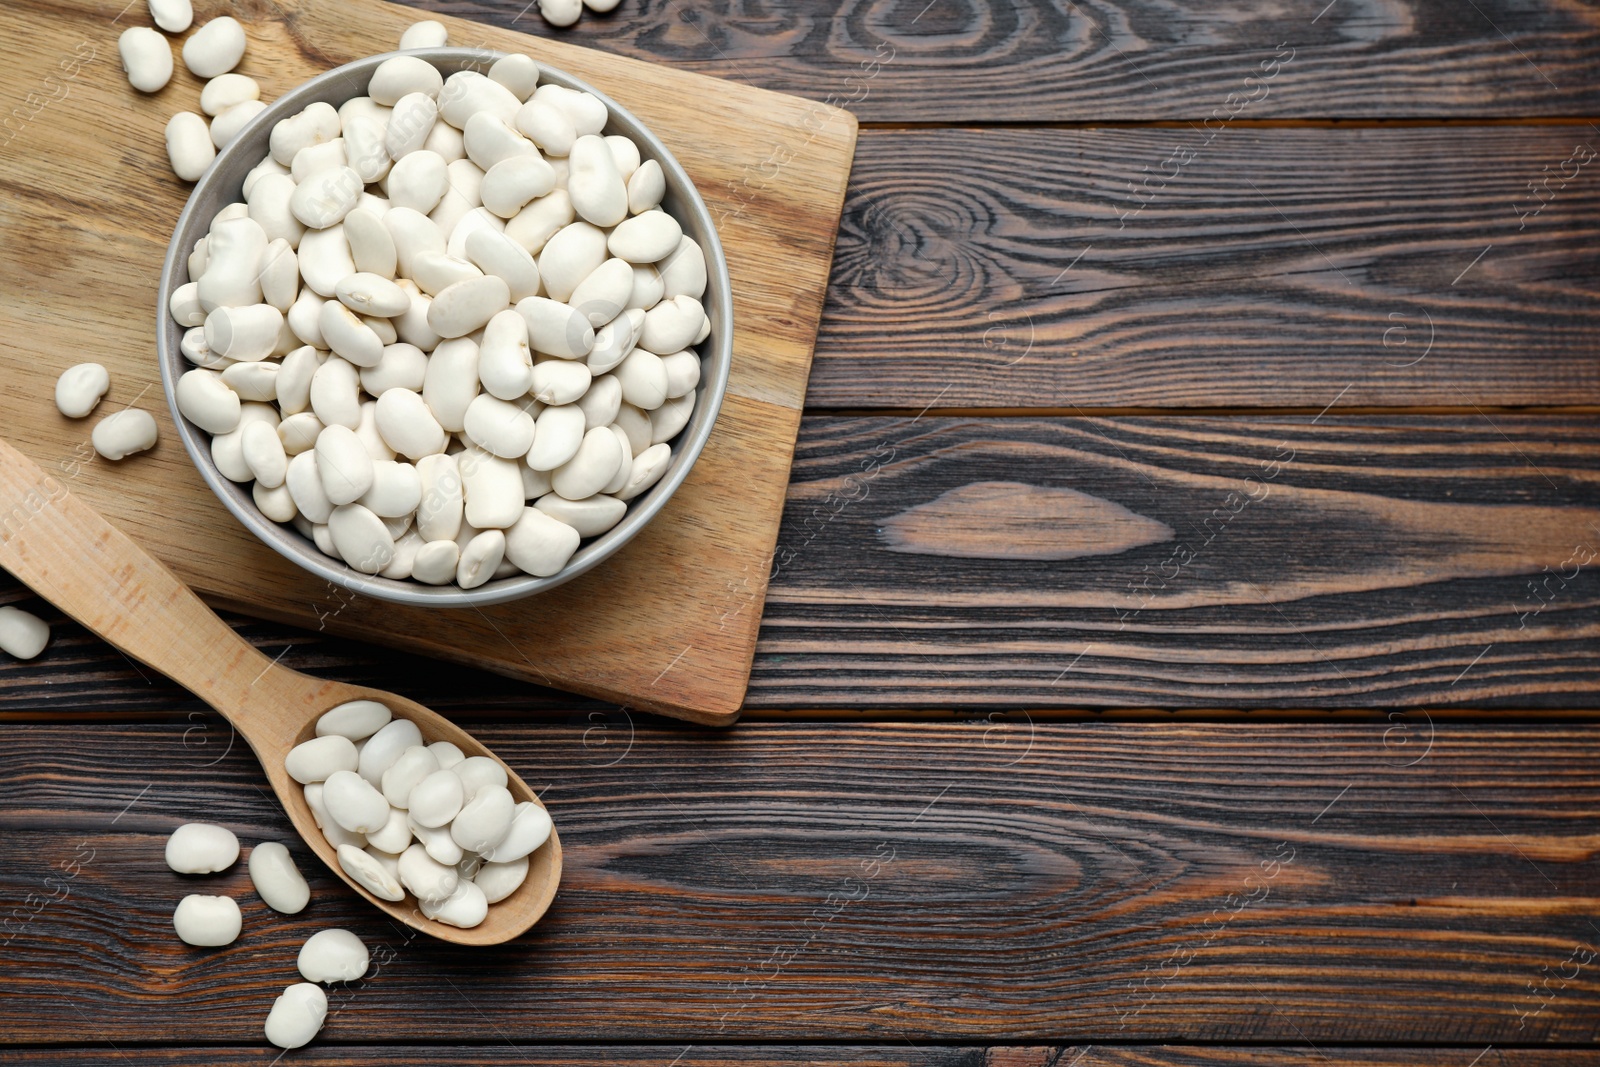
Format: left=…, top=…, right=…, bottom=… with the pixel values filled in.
left=0, top=435, right=560, bottom=944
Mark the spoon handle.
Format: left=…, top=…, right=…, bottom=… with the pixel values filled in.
left=0, top=435, right=279, bottom=726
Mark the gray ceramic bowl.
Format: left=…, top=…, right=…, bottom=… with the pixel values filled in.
left=157, top=48, right=731, bottom=607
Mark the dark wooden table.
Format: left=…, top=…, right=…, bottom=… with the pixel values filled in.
left=5, top=0, right=1600, bottom=1063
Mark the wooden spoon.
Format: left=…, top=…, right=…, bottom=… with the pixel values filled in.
left=0, top=436, right=560, bottom=945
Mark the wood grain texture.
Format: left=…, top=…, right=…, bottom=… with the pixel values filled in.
left=808, top=126, right=1600, bottom=409
left=404, top=0, right=1600, bottom=121
left=5, top=1051, right=1600, bottom=1066
left=0, top=0, right=858, bottom=725
left=1, top=722, right=1597, bottom=1043
left=748, top=416, right=1600, bottom=708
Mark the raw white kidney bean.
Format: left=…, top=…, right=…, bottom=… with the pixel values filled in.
left=259, top=241, right=299, bottom=312
left=317, top=699, right=392, bottom=739
left=464, top=112, right=536, bottom=173
left=587, top=308, right=643, bottom=373
left=210, top=100, right=266, bottom=148
left=530, top=358, right=591, bottom=406
left=220, top=360, right=278, bottom=402
left=398, top=842, right=459, bottom=901
left=412, top=250, right=482, bottom=296
left=409, top=813, right=464, bottom=864
left=480, top=155, right=555, bottom=219
left=386, top=92, right=438, bottom=159
left=605, top=135, right=641, bottom=181
left=399, top=20, right=449, bottom=49
left=458, top=446, right=524, bottom=528
left=248, top=841, right=310, bottom=914
left=278, top=413, right=324, bottom=456
left=315, top=424, right=375, bottom=505
left=286, top=291, right=326, bottom=348
left=55, top=363, right=109, bottom=418
left=456, top=528, right=505, bottom=589
left=181, top=327, right=224, bottom=368
left=183, top=16, right=246, bottom=78
left=609, top=210, right=682, bottom=264
left=387, top=151, right=449, bottom=214
left=176, top=368, right=242, bottom=433
left=599, top=423, right=632, bottom=494
left=365, top=846, right=401, bottom=879
left=328, top=502, right=396, bottom=572
left=422, top=338, right=480, bottom=431
left=618, top=442, right=672, bottom=500
left=407, top=767, right=464, bottom=827
left=318, top=302, right=384, bottom=369
left=552, top=425, right=623, bottom=500
left=639, top=294, right=706, bottom=354
left=569, top=257, right=633, bottom=327
left=526, top=403, right=585, bottom=470
left=464, top=394, right=537, bottom=458
left=358, top=717, right=424, bottom=784
left=165, top=822, right=240, bottom=873
left=265, top=982, right=327, bottom=1049
left=505, top=187, right=574, bottom=253
left=361, top=459, right=421, bottom=518
left=254, top=481, right=298, bottom=522
left=627, top=159, right=664, bottom=215
left=614, top=348, right=667, bottom=411
left=536, top=493, right=625, bottom=537
left=504, top=507, right=580, bottom=576
left=166, top=112, right=216, bottom=181
left=534, top=84, right=607, bottom=136
left=381, top=744, right=439, bottom=805
left=271, top=102, right=340, bottom=166
left=211, top=202, right=251, bottom=230
left=332, top=274, right=408, bottom=319
left=371, top=56, right=443, bottom=106
left=242, top=420, right=288, bottom=487
left=247, top=174, right=304, bottom=251
left=366, top=805, right=412, bottom=852
left=661, top=350, right=702, bottom=398
left=297, top=928, right=368, bottom=982
left=187, top=234, right=211, bottom=278
left=273, top=349, right=319, bottom=417
left=488, top=54, right=539, bottom=101
left=149, top=0, right=193, bottom=33
left=344, top=208, right=397, bottom=277
left=213, top=403, right=277, bottom=480
left=517, top=296, right=593, bottom=358
left=344, top=116, right=392, bottom=183
left=200, top=72, right=258, bottom=115
left=452, top=755, right=507, bottom=800
left=465, top=228, right=540, bottom=301
left=310, top=356, right=361, bottom=428
left=297, top=224, right=356, bottom=297
left=422, top=119, right=466, bottom=164
left=428, top=274, right=510, bottom=339
left=626, top=264, right=663, bottom=313
left=481, top=801, right=553, bottom=863
left=428, top=741, right=466, bottom=769
left=285, top=733, right=358, bottom=783
left=292, top=166, right=363, bottom=229
left=575, top=374, right=621, bottom=429
left=420, top=876, right=488, bottom=928
left=513, top=99, right=576, bottom=160
left=652, top=391, right=696, bottom=443
left=173, top=894, right=241, bottom=946
left=205, top=304, right=282, bottom=362
left=451, top=783, right=514, bottom=851
left=411, top=539, right=458, bottom=584
left=658, top=236, right=708, bottom=300
left=119, top=28, right=173, bottom=93
left=323, top=769, right=390, bottom=833
left=416, top=453, right=464, bottom=540
left=477, top=309, right=533, bottom=399
left=307, top=783, right=368, bottom=849
left=474, top=855, right=529, bottom=903
left=370, top=388, right=444, bottom=462
left=538, top=220, right=608, bottom=301
left=524, top=465, right=554, bottom=499
left=439, top=71, right=522, bottom=129
left=241, top=157, right=287, bottom=200
left=291, top=139, right=348, bottom=182
left=612, top=402, right=652, bottom=454
left=355, top=401, right=394, bottom=460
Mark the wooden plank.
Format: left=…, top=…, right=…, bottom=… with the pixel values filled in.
left=3, top=1049, right=1597, bottom=1066
left=403, top=0, right=1600, bottom=121
left=749, top=415, right=1600, bottom=708
left=808, top=127, right=1600, bottom=410
left=0, top=0, right=859, bottom=725
left=1, top=722, right=1597, bottom=1043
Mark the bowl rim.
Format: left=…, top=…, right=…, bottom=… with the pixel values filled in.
left=157, top=46, right=733, bottom=608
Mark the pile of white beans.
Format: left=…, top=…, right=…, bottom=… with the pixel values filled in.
left=287, top=698, right=550, bottom=930
left=162, top=46, right=708, bottom=588
left=164, top=820, right=367, bottom=1048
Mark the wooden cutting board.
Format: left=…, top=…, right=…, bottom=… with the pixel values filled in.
left=0, top=0, right=857, bottom=725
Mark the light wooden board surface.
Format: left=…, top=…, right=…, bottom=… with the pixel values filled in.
left=0, top=0, right=857, bottom=725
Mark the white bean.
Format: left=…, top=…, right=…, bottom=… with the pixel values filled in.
left=456, top=528, right=505, bottom=589
left=568, top=257, right=633, bottom=327
left=617, top=441, right=672, bottom=500
left=658, top=236, right=708, bottom=300
left=386, top=92, right=438, bottom=159
left=205, top=304, right=283, bottom=362
left=182, top=17, right=247, bottom=79
left=315, top=424, right=375, bottom=505
left=422, top=338, right=480, bottom=432
left=463, top=394, right=536, bottom=458
left=328, top=502, right=396, bottom=573
left=399, top=20, right=449, bottom=49
left=488, top=54, right=540, bottom=102
left=296, top=224, right=356, bottom=298
left=535, top=493, right=625, bottom=537
left=419, top=877, right=488, bottom=928
left=249, top=841, right=310, bottom=914
left=477, top=309, right=534, bottom=400
left=532, top=85, right=606, bottom=135
left=173, top=894, right=241, bottom=946
left=438, top=71, right=521, bottom=129
left=609, top=209, right=683, bottom=264
left=279, top=412, right=325, bottom=456
left=451, top=784, right=514, bottom=851
left=55, top=363, right=109, bottom=419
left=407, top=768, right=465, bottom=827
left=475, top=855, right=530, bottom=902
left=552, top=425, right=623, bottom=501
left=176, top=368, right=242, bottom=433
left=366, top=804, right=412, bottom=852
left=480, top=800, right=553, bottom=863
left=0, top=606, right=47, bottom=661
left=504, top=506, right=580, bottom=576
left=530, top=358, right=591, bottom=406
left=538, top=220, right=608, bottom=302
left=465, top=228, right=540, bottom=302
left=259, top=240, right=299, bottom=312
left=149, top=0, right=193, bottom=34
left=427, top=274, right=510, bottom=338
left=358, top=718, right=424, bottom=785
left=399, top=842, right=459, bottom=901
left=371, top=55, right=444, bottom=106
left=298, top=928, right=368, bottom=982
left=344, top=208, right=397, bottom=277
left=458, top=446, right=524, bottom=528
left=539, top=0, right=584, bottom=28
left=265, top=983, right=327, bottom=1049
left=166, top=112, right=216, bottom=181
left=242, top=420, right=288, bottom=487
left=271, top=102, right=340, bottom=166
left=651, top=390, right=697, bottom=443
left=416, top=453, right=464, bottom=541
left=526, top=403, right=586, bottom=471
left=119, top=28, right=173, bottom=93
left=292, top=166, right=363, bottom=229
left=285, top=734, right=358, bottom=783
left=517, top=296, right=593, bottom=358
left=505, top=188, right=574, bottom=253
left=165, top=822, right=240, bottom=873
left=381, top=744, right=440, bottom=806
left=614, top=348, right=668, bottom=411
left=200, top=73, right=258, bottom=116
left=408, top=813, right=465, bottom=864
left=310, top=355, right=362, bottom=429
left=323, top=769, right=391, bottom=833
left=639, top=294, right=705, bottom=355
left=627, top=159, right=665, bottom=215
left=317, top=699, right=393, bottom=740
left=210, top=100, right=266, bottom=148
